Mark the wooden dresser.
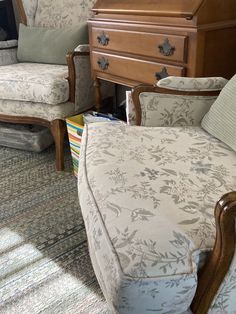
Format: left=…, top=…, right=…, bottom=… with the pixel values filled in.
left=88, top=0, right=236, bottom=108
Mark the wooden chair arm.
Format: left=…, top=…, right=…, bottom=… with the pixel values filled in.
left=191, top=191, right=236, bottom=313
left=16, top=0, right=27, bottom=25
left=131, top=84, right=220, bottom=126
left=66, top=50, right=90, bottom=103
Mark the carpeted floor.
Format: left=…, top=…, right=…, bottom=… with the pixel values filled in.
left=0, top=144, right=108, bottom=314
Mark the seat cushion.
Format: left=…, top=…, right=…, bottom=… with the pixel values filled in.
left=78, top=123, right=236, bottom=314
left=0, top=63, right=69, bottom=104
left=0, top=99, right=76, bottom=121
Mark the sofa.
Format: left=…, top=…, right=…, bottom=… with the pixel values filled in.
left=78, top=76, right=236, bottom=313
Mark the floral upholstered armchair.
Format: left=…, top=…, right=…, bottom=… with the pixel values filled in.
left=78, top=76, right=236, bottom=313
left=0, top=0, right=100, bottom=170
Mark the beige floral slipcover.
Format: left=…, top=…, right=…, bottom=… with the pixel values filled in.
left=78, top=122, right=236, bottom=313
left=21, top=0, right=96, bottom=28
left=0, top=40, right=18, bottom=66
left=0, top=63, right=69, bottom=104
left=126, top=77, right=227, bottom=126
left=157, top=76, right=228, bottom=91
left=0, top=99, right=76, bottom=121
left=126, top=91, right=218, bottom=127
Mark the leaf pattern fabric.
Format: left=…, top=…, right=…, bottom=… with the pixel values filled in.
left=0, top=99, right=76, bottom=121
left=74, top=54, right=94, bottom=112
left=0, top=63, right=69, bottom=104
left=21, top=0, right=96, bottom=28
left=0, top=40, right=18, bottom=66
left=34, top=0, right=96, bottom=28
left=157, top=76, right=228, bottom=91
left=126, top=91, right=217, bottom=127
left=78, top=122, right=236, bottom=313
left=0, top=57, right=95, bottom=119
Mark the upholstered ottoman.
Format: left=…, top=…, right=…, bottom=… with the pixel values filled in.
left=78, top=122, right=236, bottom=314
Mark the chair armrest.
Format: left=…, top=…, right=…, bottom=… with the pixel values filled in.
left=74, top=44, right=90, bottom=53
left=130, top=83, right=222, bottom=127
left=67, top=50, right=95, bottom=112
left=0, top=40, right=18, bottom=65
left=67, top=49, right=115, bottom=113
left=191, top=191, right=236, bottom=314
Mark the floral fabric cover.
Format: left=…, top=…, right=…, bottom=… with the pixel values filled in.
left=21, top=0, right=96, bottom=28
left=0, top=63, right=69, bottom=105
left=0, top=51, right=102, bottom=119
left=157, top=76, right=228, bottom=91
left=126, top=90, right=136, bottom=125
left=78, top=122, right=236, bottom=314
left=0, top=40, right=18, bottom=66
left=73, top=54, right=94, bottom=112
left=126, top=90, right=217, bottom=127
left=0, top=99, right=76, bottom=121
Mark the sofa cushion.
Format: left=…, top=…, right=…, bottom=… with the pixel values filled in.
left=0, top=63, right=69, bottom=104
left=78, top=122, right=236, bottom=314
left=202, top=74, right=236, bottom=152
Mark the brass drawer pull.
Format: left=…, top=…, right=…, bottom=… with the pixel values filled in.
left=97, top=57, right=109, bottom=70
left=155, top=67, right=169, bottom=80
left=97, top=32, right=110, bottom=46
left=158, top=38, right=175, bottom=56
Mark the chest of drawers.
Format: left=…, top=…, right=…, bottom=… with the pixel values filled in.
left=88, top=0, right=236, bottom=109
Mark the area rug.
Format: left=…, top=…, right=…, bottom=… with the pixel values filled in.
left=0, top=144, right=108, bottom=314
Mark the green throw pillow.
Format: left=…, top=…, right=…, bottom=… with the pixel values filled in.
left=17, top=23, right=88, bottom=65
left=201, top=74, right=236, bottom=151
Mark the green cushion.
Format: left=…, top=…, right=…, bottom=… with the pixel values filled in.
left=17, top=23, right=88, bottom=65
left=201, top=74, right=236, bottom=151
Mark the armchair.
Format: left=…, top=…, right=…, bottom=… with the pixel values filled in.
left=78, top=76, right=236, bottom=313
left=0, top=0, right=97, bottom=170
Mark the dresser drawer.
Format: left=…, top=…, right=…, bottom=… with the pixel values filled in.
left=91, top=27, right=188, bottom=63
left=92, top=52, right=185, bottom=84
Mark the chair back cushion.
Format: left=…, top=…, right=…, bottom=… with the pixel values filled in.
left=21, top=0, right=97, bottom=28
left=17, top=23, right=88, bottom=65
left=202, top=74, right=236, bottom=151
left=157, top=76, right=228, bottom=91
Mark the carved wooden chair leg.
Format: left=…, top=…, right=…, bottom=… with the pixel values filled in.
left=50, top=119, right=67, bottom=171
left=191, top=191, right=236, bottom=314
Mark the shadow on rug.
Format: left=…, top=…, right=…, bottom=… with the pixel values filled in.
left=0, top=144, right=108, bottom=314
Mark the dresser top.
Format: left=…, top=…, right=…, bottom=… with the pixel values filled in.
left=92, top=0, right=236, bottom=23
left=92, top=0, right=204, bottom=18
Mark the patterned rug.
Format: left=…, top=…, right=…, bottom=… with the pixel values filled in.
left=0, top=144, right=108, bottom=314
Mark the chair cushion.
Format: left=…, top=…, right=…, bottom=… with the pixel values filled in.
left=78, top=123, right=236, bottom=314
left=202, top=74, right=236, bottom=152
left=17, top=23, right=88, bottom=65
left=0, top=63, right=69, bottom=104
left=0, top=99, right=76, bottom=122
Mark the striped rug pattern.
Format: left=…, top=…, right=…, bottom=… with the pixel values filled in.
left=0, top=145, right=108, bottom=314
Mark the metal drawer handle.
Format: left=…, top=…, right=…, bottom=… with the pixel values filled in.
left=97, top=32, right=109, bottom=46
left=97, top=57, right=109, bottom=70
left=155, top=67, right=169, bottom=80
left=158, top=38, right=175, bottom=56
